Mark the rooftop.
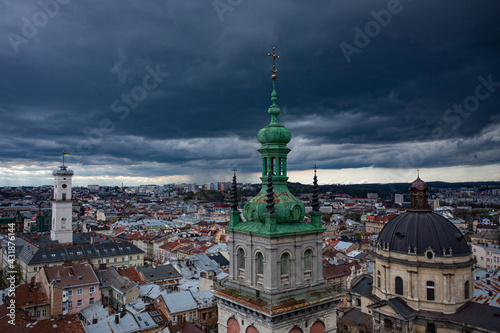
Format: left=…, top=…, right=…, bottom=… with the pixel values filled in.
left=43, top=262, right=98, bottom=288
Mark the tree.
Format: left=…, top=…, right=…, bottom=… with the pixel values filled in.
left=322, top=214, right=330, bottom=222
left=0, top=263, right=24, bottom=288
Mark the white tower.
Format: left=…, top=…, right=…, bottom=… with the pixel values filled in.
left=50, top=156, right=74, bottom=244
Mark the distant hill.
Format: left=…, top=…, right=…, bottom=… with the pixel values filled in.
left=271, top=181, right=500, bottom=201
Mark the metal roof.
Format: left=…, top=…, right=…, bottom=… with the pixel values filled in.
left=162, top=290, right=198, bottom=314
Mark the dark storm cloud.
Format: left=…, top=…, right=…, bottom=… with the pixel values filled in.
left=1, top=0, right=499, bottom=182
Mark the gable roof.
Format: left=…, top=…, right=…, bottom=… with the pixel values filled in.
left=137, top=264, right=182, bottom=282
left=43, top=262, right=98, bottom=288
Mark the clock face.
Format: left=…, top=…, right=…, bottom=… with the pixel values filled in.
left=62, top=184, right=68, bottom=189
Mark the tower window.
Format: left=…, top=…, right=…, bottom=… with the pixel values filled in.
left=238, top=248, right=245, bottom=269
left=280, top=252, right=290, bottom=285
left=465, top=280, right=470, bottom=299
left=256, top=252, right=263, bottom=274
left=304, top=250, right=311, bottom=271
left=395, top=276, right=403, bottom=295
left=426, top=281, right=435, bottom=301
left=377, top=270, right=381, bottom=288
left=281, top=253, right=289, bottom=275
left=62, top=193, right=66, bottom=201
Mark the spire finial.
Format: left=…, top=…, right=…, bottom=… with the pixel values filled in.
left=417, top=168, right=420, bottom=178
left=267, top=46, right=280, bottom=80
left=267, top=47, right=281, bottom=123
left=312, top=166, right=320, bottom=212
left=230, top=168, right=239, bottom=212
left=265, top=169, right=276, bottom=215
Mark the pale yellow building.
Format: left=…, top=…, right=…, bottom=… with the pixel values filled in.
left=340, top=176, right=500, bottom=333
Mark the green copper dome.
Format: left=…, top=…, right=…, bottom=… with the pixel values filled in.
left=227, top=50, right=325, bottom=237
left=244, top=76, right=305, bottom=227
left=257, top=81, right=291, bottom=145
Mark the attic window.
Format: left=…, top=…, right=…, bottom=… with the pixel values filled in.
left=395, top=232, right=405, bottom=239
left=51, top=254, right=56, bottom=257
left=111, top=248, right=116, bottom=252
left=78, top=276, right=82, bottom=280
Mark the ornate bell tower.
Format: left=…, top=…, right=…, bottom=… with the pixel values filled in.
left=216, top=48, right=341, bottom=333
left=50, top=153, right=74, bottom=244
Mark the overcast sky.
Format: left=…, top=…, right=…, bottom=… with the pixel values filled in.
left=1, top=0, right=500, bottom=186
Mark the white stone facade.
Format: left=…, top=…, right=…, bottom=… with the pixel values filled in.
left=51, top=167, right=74, bottom=244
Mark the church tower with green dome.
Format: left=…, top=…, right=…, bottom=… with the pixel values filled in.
left=216, top=48, right=341, bottom=333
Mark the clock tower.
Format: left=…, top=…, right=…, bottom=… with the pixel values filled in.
left=50, top=154, right=74, bottom=244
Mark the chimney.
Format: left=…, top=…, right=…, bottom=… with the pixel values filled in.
left=487, top=280, right=491, bottom=285
left=115, top=314, right=119, bottom=324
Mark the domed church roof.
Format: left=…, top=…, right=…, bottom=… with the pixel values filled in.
left=377, top=211, right=470, bottom=256
left=410, top=176, right=427, bottom=191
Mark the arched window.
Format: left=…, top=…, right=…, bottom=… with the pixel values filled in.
left=281, top=253, right=289, bottom=275
left=238, top=248, right=245, bottom=269
left=237, top=248, right=245, bottom=279
left=289, top=328, right=303, bottom=333
left=383, top=319, right=393, bottom=329
left=465, top=280, right=470, bottom=299
left=227, top=318, right=240, bottom=333
left=377, top=270, right=381, bottom=288
left=280, top=253, right=290, bottom=284
left=256, top=252, right=264, bottom=285
left=256, top=252, right=264, bottom=274
left=304, top=250, right=312, bottom=280
left=426, top=323, right=436, bottom=333
left=246, top=326, right=259, bottom=333
left=426, top=281, right=435, bottom=301
left=310, top=321, right=325, bottom=333
left=395, top=277, right=403, bottom=295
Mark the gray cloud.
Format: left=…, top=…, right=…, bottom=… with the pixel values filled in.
left=1, top=0, right=499, bottom=184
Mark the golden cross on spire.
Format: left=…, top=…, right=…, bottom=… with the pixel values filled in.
left=267, top=47, right=280, bottom=79
left=313, top=164, right=318, bottom=174
left=233, top=167, right=237, bottom=176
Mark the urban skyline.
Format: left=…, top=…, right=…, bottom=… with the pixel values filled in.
left=1, top=1, right=500, bottom=186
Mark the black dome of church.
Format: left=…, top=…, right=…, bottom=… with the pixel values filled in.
left=377, top=213, right=470, bottom=257
left=377, top=176, right=470, bottom=257
left=339, top=174, right=500, bottom=333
